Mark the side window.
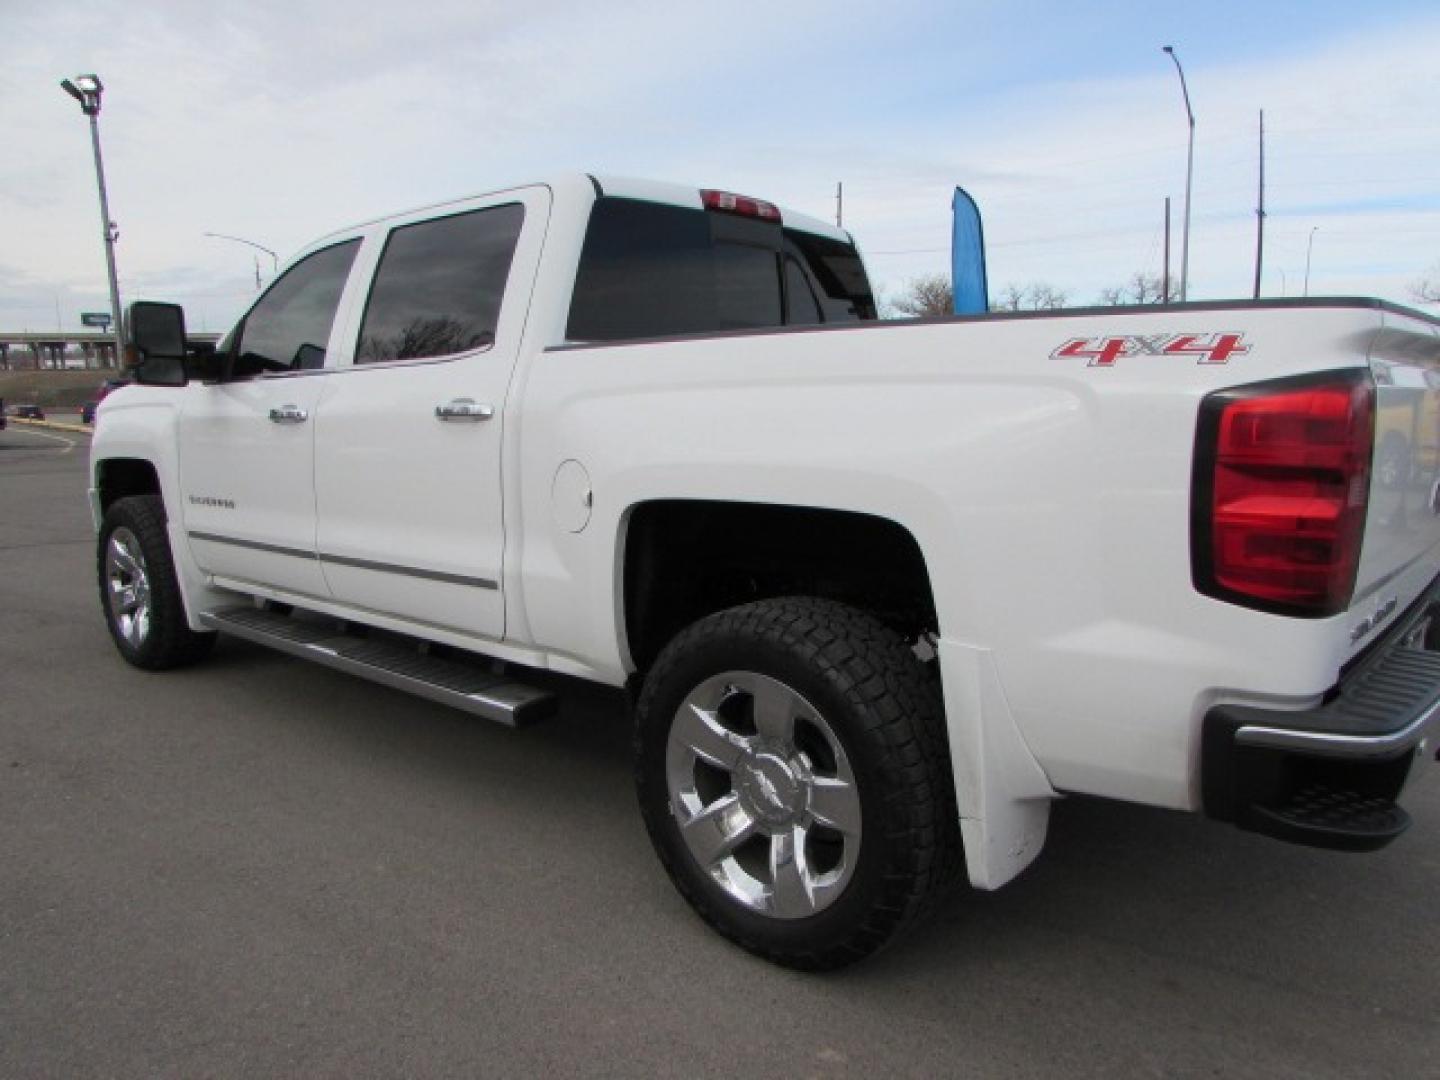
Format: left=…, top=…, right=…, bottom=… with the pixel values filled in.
left=783, top=256, right=823, bottom=326
left=783, top=230, right=877, bottom=322
left=566, top=200, right=715, bottom=341
left=228, top=240, right=359, bottom=378
left=356, top=203, right=525, bottom=364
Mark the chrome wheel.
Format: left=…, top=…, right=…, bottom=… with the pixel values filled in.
left=666, top=671, right=862, bottom=920
left=104, top=526, right=151, bottom=649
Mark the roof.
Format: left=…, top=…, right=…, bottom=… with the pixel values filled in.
left=311, top=172, right=852, bottom=249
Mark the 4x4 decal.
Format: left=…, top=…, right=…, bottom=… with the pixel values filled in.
left=1052, top=332, right=1251, bottom=367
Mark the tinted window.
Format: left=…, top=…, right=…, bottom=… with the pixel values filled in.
left=784, top=230, right=876, bottom=322
left=567, top=201, right=715, bottom=341
left=783, top=256, right=823, bottom=325
left=357, top=203, right=524, bottom=364
left=229, top=240, right=359, bottom=378
left=567, top=198, right=875, bottom=342
left=714, top=243, right=782, bottom=329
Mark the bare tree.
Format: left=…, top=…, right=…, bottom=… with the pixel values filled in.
left=1411, top=264, right=1440, bottom=305
left=993, top=282, right=1070, bottom=311
left=890, top=273, right=954, bottom=318
left=1026, top=283, right=1070, bottom=310
left=889, top=274, right=1070, bottom=317
left=993, top=283, right=1026, bottom=311
left=1098, top=272, right=1167, bottom=306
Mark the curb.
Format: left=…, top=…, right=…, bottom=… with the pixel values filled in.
left=9, top=417, right=93, bottom=435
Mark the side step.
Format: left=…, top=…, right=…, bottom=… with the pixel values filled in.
left=199, top=605, right=557, bottom=727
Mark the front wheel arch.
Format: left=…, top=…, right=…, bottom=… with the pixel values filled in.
left=95, top=457, right=163, bottom=515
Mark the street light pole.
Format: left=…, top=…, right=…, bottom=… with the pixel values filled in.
left=60, top=74, right=123, bottom=367
left=1304, top=226, right=1319, bottom=297
left=204, top=232, right=279, bottom=289
left=1162, top=46, right=1195, bottom=302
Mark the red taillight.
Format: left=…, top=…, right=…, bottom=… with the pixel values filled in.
left=1193, top=372, right=1374, bottom=616
left=700, top=188, right=782, bottom=223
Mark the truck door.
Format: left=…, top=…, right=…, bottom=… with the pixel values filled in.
left=312, top=187, right=549, bottom=641
left=179, top=239, right=362, bottom=599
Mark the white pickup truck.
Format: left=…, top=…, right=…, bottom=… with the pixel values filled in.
left=93, top=174, right=1440, bottom=969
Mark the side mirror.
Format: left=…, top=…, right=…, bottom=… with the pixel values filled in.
left=123, top=301, right=188, bottom=386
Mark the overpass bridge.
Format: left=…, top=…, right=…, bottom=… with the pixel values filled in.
left=0, top=329, right=222, bottom=370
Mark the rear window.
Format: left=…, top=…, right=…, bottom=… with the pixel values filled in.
left=566, top=197, right=875, bottom=342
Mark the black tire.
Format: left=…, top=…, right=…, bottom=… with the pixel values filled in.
left=634, top=597, right=961, bottom=970
left=97, top=493, right=216, bottom=670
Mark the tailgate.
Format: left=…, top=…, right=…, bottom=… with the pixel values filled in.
left=1356, top=310, right=1440, bottom=609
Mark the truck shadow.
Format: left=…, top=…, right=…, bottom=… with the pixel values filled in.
left=199, top=635, right=1435, bottom=1007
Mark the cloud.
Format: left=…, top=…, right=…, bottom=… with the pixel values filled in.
left=3, top=1, right=1437, bottom=330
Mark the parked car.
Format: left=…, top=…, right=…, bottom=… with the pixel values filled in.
left=0, top=398, right=6, bottom=430
left=95, top=379, right=130, bottom=403
left=14, top=404, right=44, bottom=420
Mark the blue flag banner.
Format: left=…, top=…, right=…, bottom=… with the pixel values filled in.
left=951, top=186, right=989, bottom=315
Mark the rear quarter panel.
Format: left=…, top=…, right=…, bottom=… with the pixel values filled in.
left=513, top=304, right=1387, bottom=810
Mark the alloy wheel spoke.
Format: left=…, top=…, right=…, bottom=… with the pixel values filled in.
left=123, top=610, right=145, bottom=646
left=807, top=776, right=861, bottom=836
left=109, top=539, right=143, bottom=579
left=768, top=827, right=815, bottom=917
left=750, top=680, right=797, bottom=744
left=680, top=793, right=758, bottom=868
left=671, top=703, right=749, bottom=771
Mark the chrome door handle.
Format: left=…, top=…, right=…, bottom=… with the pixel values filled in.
left=435, top=398, right=494, bottom=422
left=268, top=404, right=309, bottom=424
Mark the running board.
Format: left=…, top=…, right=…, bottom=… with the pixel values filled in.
left=198, top=605, right=557, bottom=727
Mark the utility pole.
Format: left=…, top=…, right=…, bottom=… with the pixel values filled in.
left=835, top=181, right=843, bottom=228
left=1163, top=197, right=1172, bottom=304
left=60, top=74, right=122, bottom=367
left=1163, top=47, right=1195, bottom=302
left=1304, top=227, right=1319, bottom=296
left=1253, top=109, right=1266, bottom=299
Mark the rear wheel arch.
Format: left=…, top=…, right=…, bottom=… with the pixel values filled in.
left=619, top=499, right=940, bottom=674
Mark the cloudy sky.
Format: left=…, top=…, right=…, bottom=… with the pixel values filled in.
left=3, top=0, right=1437, bottom=332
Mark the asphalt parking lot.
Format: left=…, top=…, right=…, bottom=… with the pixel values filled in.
left=2, top=422, right=1437, bottom=1078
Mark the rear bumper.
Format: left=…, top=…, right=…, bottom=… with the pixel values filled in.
left=1203, top=574, right=1440, bottom=851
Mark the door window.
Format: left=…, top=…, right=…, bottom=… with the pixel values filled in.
left=356, top=203, right=525, bottom=364
left=225, top=240, right=360, bottom=378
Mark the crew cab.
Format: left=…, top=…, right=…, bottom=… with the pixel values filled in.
left=91, top=174, right=1440, bottom=969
